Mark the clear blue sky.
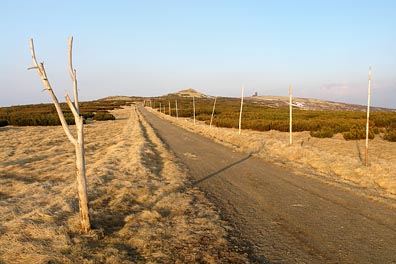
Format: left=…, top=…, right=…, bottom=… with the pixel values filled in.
left=1, top=0, right=395, bottom=107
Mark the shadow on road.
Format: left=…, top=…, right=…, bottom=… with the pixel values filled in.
left=192, top=154, right=252, bottom=186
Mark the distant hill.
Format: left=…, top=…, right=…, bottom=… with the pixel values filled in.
left=247, top=96, right=394, bottom=112
left=168, top=88, right=210, bottom=98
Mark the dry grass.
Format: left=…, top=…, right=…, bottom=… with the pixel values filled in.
left=149, top=107, right=396, bottom=205
left=0, top=105, right=248, bottom=263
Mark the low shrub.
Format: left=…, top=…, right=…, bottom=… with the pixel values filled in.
left=384, top=128, right=396, bottom=142
left=93, top=111, right=115, bottom=121
left=81, top=112, right=95, bottom=119
left=343, top=126, right=374, bottom=140
left=310, top=128, right=335, bottom=138
left=0, top=120, right=8, bottom=127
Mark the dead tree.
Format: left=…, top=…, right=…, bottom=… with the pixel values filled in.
left=28, top=37, right=91, bottom=233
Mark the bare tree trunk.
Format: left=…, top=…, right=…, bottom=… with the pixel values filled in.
left=29, top=37, right=91, bottom=233
left=75, top=116, right=90, bottom=232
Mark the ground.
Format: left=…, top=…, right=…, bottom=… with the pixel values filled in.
left=0, top=105, right=247, bottom=263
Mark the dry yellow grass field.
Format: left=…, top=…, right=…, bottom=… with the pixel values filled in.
left=0, top=105, right=248, bottom=263
left=151, top=107, right=396, bottom=206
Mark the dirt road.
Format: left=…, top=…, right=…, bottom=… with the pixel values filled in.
left=139, top=106, right=396, bottom=264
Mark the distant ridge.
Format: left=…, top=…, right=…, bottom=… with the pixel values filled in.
left=246, top=95, right=394, bottom=112
left=95, top=92, right=394, bottom=112
left=100, top=96, right=134, bottom=101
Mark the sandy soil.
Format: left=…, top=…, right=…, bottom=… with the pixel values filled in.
left=0, top=105, right=248, bottom=263
left=148, top=107, right=396, bottom=205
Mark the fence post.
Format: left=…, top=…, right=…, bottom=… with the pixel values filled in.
left=365, top=67, right=372, bottom=166
left=289, top=84, right=293, bottom=145
left=239, top=84, right=244, bottom=135
left=210, top=97, right=217, bottom=128
left=175, top=100, right=179, bottom=119
left=193, top=96, right=196, bottom=125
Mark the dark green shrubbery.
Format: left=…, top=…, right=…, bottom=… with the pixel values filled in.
left=343, top=125, right=374, bottom=140
left=153, top=96, right=396, bottom=142
left=93, top=111, right=115, bottom=121
left=81, top=112, right=95, bottom=119
left=3, top=112, right=75, bottom=126
left=310, top=128, right=335, bottom=138
left=0, top=100, right=131, bottom=126
left=383, top=123, right=396, bottom=142
left=384, top=128, right=396, bottom=142
left=0, top=120, right=8, bottom=127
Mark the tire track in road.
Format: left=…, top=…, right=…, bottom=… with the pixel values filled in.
left=139, top=105, right=396, bottom=264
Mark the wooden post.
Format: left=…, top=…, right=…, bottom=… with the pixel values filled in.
left=159, top=102, right=162, bottom=112
left=29, top=37, right=90, bottom=233
left=210, top=97, right=217, bottom=128
left=193, top=96, right=196, bottom=125
left=175, top=100, right=179, bottom=119
left=239, top=84, right=244, bottom=135
left=289, top=84, right=293, bottom=145
left=365, top=67, right=372, bottom=167
left=168, top=101, right=171, bottom=116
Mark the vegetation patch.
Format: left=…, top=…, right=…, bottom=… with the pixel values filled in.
left=384, top=128, right=396, bottom=142
left=310, top=128, right=335, bottom=138
left=0, top=100, right=132, bottom=126
left=92, top=111, right=116, bottom=121
left=150, top=95, right=396, bottom=141
left=343, top=125, right=375, bottom=140
left=0, top=120, right=8, bottom=127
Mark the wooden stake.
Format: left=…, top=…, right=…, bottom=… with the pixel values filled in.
left=175, top=100, right=179, bottom=119
left=365, top=67, right=372, bottom=167
left=168, top=101, right=171, bottom=116
left=239, top=84, right=244, bottom=135
left=29, top=37, right=90, bottom=233
left=289, top=84, right=293, bottom=145
left=193, top=96, right=196, bottom=125
left=210, top=97, right=217, bottom=128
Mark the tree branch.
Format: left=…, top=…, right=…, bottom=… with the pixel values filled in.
left=68, top=36, right=79, bottom=113
left=29, top=38, right=77, bottom=146
left=65, top=94, right=80, bottom=120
